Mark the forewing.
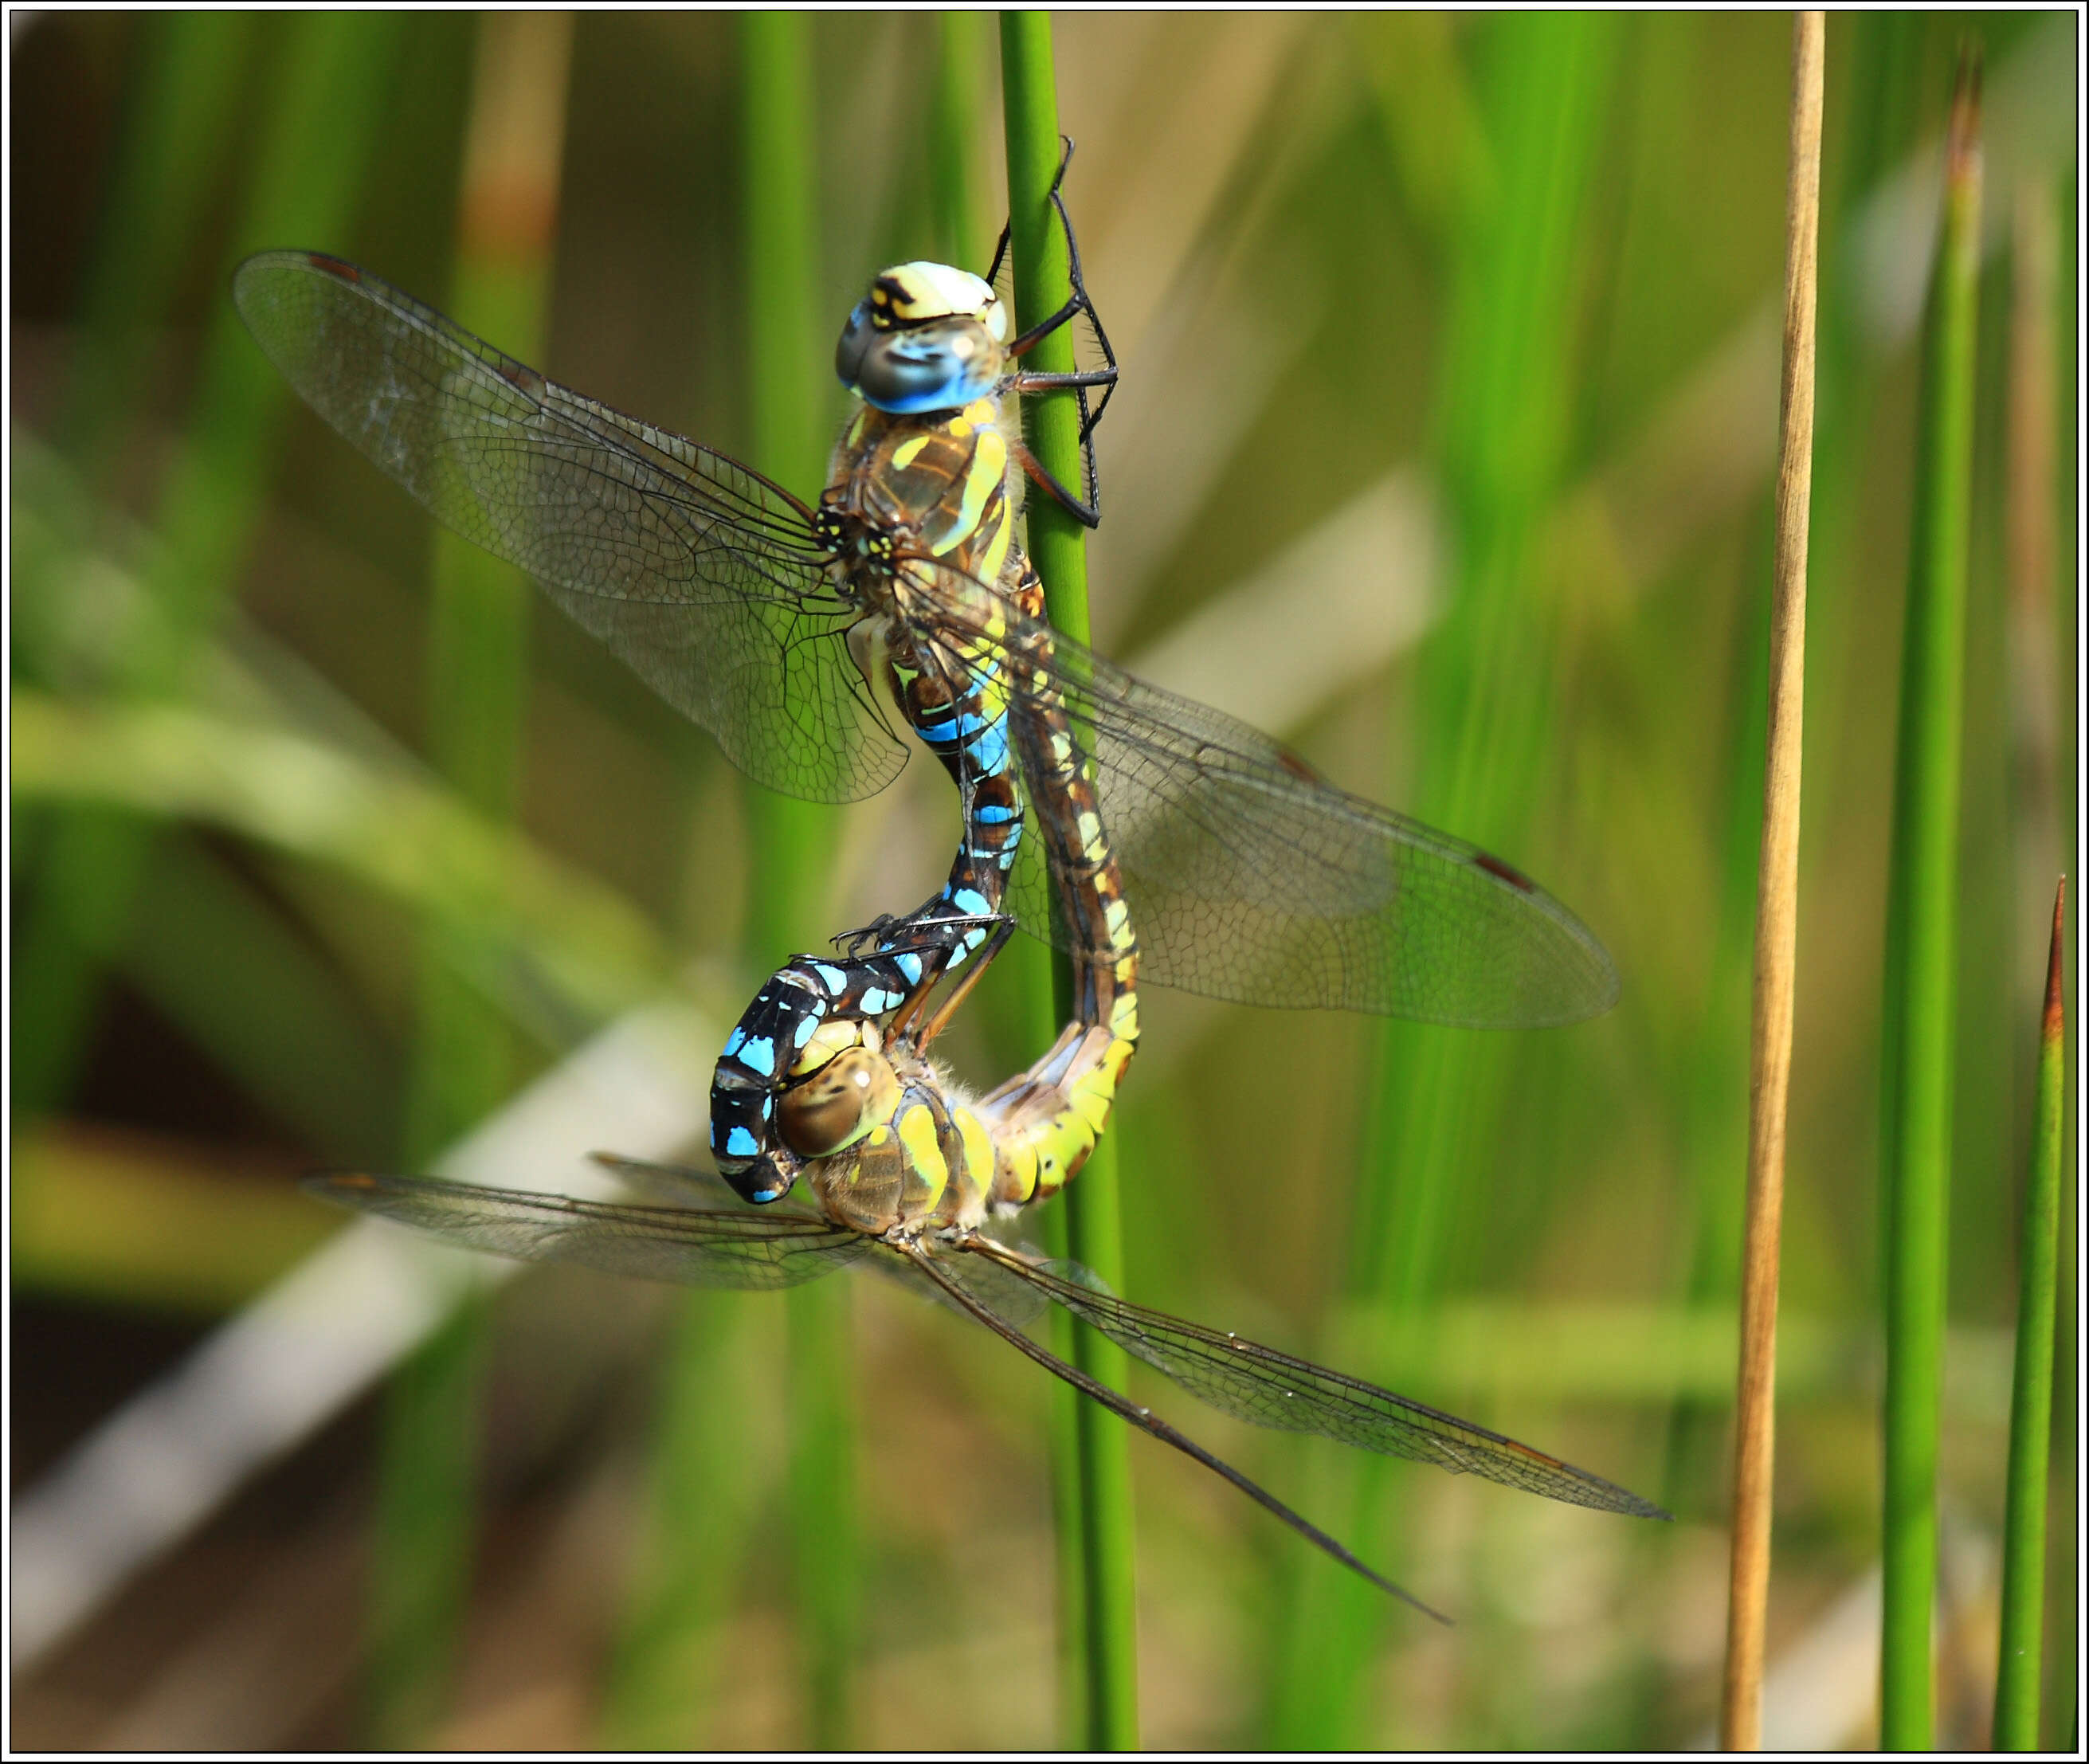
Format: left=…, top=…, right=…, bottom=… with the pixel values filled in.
left=908, top=594, right=1618, bottom=1025
left=308, top=1171, right=870, bottom=1292
left=233, top=251, right=904, bottom=803
left=994, top=1251, right=1665, bottom=1518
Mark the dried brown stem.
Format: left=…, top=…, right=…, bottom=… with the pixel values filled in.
left=1719, top=10, right=1823, bottom=1750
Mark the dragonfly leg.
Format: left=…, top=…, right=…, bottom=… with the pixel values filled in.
left=1009, top=433, right=1102, bottom=530
left=904, top=917, right=1017, bottom=1050
left=831, top=912, right=906, bottom=957
left=992, top=135, right=1117, bottom=529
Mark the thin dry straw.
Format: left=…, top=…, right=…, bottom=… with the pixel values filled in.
left=1719, top=12, right=1822, bottom=1751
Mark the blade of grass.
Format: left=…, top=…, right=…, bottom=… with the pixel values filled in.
left=121, top=833, right=402, bottom=1162
left=11, top=1128, right=340, bottom=1317
left=1993, top=882, right=2066, bottom=1748
left=9, top=688, right=665, bottom=1022
left=366, top=14, right=574, bottom=1747
left=13, top=12, right=404, bottom=1133
left=1001, top=13, right=1139, bottom=1750
left=2006, top=170, right=2073, bottom=1759
left=1720, top=15, right=1823, bottom=1750
left=2042, top=163, right=2077, bottom=1759
left=1878, top=46, right=1981, bottom=1752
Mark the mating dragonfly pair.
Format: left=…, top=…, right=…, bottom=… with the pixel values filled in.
left=233, top=169, right=1661, bottom=1617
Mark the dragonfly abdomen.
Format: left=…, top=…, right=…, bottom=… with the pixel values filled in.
left=967, top=589, right=1142, bottom=1211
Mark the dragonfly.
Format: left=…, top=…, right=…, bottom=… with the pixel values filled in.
left=309, top=959, right=1667, bottom=1617
left=231, top=163, right=1619, bottom=1212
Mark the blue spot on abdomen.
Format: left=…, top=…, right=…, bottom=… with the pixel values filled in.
left=739, top=1035, right=776, bottom=1077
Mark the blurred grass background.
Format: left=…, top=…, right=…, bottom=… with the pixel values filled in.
left=8, top=11, right=2077, bottom=1749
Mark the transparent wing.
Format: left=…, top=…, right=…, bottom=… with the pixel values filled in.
left=903, top=591, right=1619, bottom=1026
left=233, top=252, right=905, bottom=804
left=876, top=1237, right=1051, bottom=1328
left=307, top=1171, right=870, bottom=1292
left=970, top=1245, right=1666, bottom=1518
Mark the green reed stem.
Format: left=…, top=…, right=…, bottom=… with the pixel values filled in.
left=744, top=15, right=856, bottom=1749
left=1993, top=883, right=2066, bottom=1749
left=57, top=12, right=256, bottom=468
left=930, top=20, right=1089, bottom=1741
left=370, top=17, right=571, bottom=1745
left=1001, top=14, right=1140, bottom=1750
left=1878, top=49, right=1981, bottom=1752
left=931, top=12, right=990, bottom=274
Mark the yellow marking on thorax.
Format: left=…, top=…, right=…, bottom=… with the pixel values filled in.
left=895, top=1102, right=949, bottom=1210
left=977, top=504, right=1014, bottom=586
left=890, top=434, right=931, bottom=471
left=931, top=429, right=1007, bottom=559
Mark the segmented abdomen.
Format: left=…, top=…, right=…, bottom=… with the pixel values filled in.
left=971, top=574, right=1141, bottom=1210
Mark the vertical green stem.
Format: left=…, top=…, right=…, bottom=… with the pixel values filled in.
left=1001, top=14, right=1140, bottom=1750
left=57, top=13, right=257, bottom=469
left=742, top=15, right=856, bottom=1748
left=931, top=19, right=1086, bottom=1738
left=1993, top=884, right=2065, bottom=1748
left=371, top=16, right=571, bottom=1745
left=1878, top=50, right=1981, bottom=1752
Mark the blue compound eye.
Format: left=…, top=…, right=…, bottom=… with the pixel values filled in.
left=844, top=319, right=997, bottom=414
left=834, top=301, right=875, bottom=387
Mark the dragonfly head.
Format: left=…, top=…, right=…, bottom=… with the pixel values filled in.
left=836, top=261, right=1008, bottom=414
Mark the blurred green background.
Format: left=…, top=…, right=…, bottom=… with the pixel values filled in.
left=9, top=11, right=2077, bottom=1749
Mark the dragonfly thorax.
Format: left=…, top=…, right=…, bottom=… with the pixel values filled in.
left=813, top=505, right=900, bottom=576
left=836, top=261, right=1009, bottom=416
